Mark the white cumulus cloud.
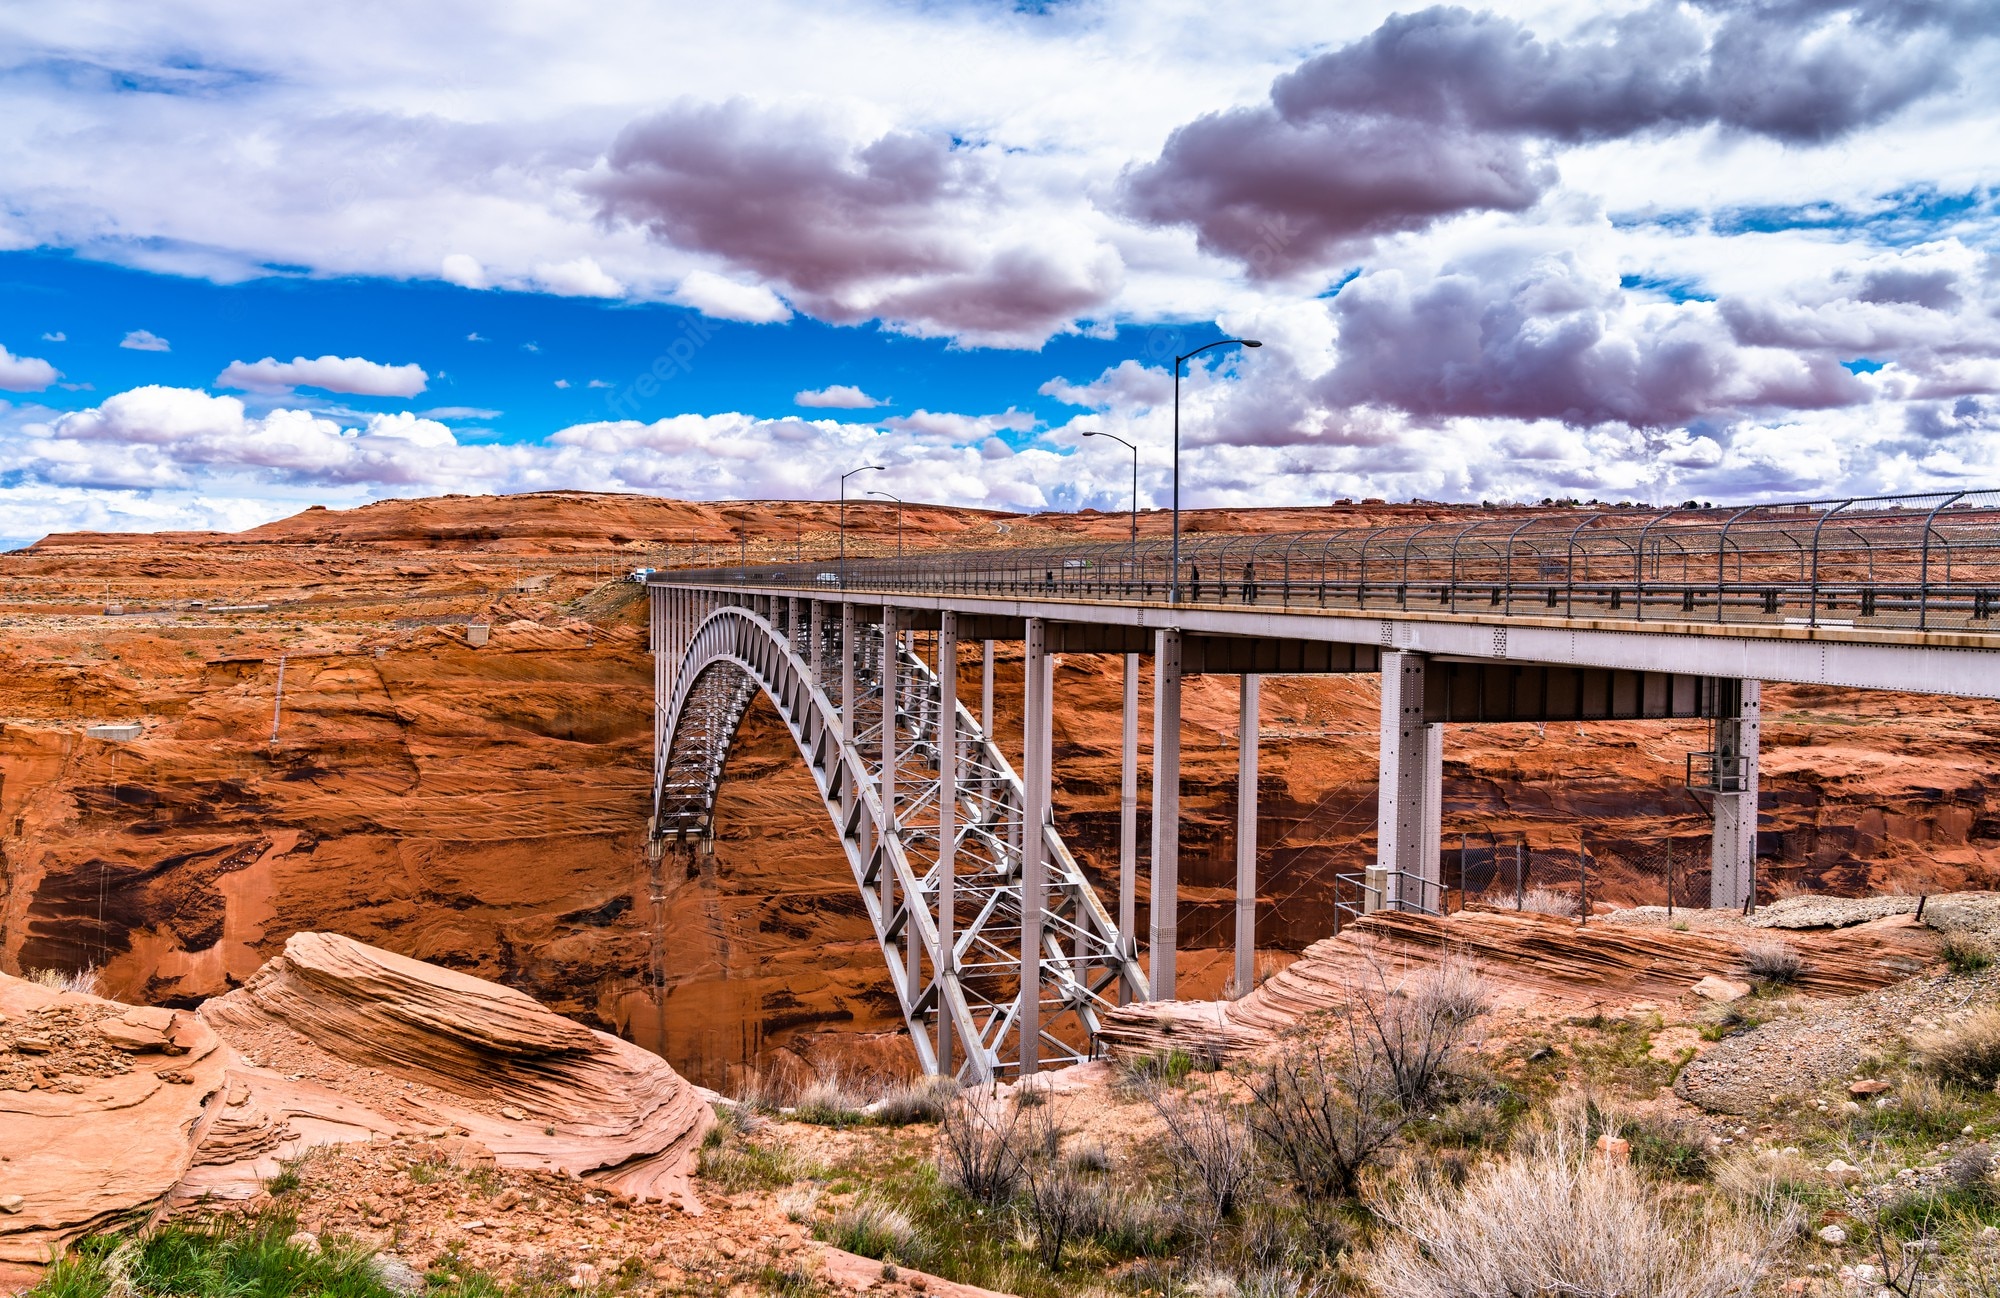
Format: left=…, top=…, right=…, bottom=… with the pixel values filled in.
left=120, top=330, right=171, bottom=352
left=215, top=354, right=429, bottom=398
left=673, top=270, right=792, bottom=324
left=0, top=345, right=59, bottom=392
left=795, top=384, right=882, bottom=409
left=441, top=254, right=487, bottom=289
left=534, top=257, right=622, bottom=297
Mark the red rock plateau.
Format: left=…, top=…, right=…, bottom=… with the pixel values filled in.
left=1, top=490, right=1996, bottom=1090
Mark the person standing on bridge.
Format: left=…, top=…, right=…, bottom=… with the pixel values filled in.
left=1242, top=561, right=1257, bottom=602
left=1190, top=564, right=1201, bottom=601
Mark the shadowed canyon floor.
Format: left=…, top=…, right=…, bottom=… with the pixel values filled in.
left=2, top=491, right=1998, bottom=1093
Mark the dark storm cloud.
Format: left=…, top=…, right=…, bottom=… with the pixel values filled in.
left=590, top=100, right=978, bottom=295
left=1316, top=253, right=1870, bottom=427
left=1123, top=1, right=1976, bottom=275
left=588, top=100, right=1118, bottom=342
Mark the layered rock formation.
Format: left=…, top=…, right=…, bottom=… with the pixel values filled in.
left=1099, top=903, right=1943, bottom=1062
left=0, top=975, right=226, bottom=1275
left=191, top=932, right=710, bottom=1206
left=0, top=931, right=710, bottom=1284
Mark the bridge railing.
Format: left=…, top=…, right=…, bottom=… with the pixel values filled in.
left=657, top=489, right=2000, bottom=634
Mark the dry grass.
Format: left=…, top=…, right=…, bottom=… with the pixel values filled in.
left=829, top=1196, right=917, bottom=1261
left=1942, top=930, right=1997, bottom=976
left=1740, top=937, right=1805, bottom=986
left=1517, top=887, right=1581, bottom=917
left=1367, top=1130, right=1797, bottom=1297
left=874, top=1075, right=959, bottom=1126
left=1914, top=1009, right=2000, bottom=1089
left=27, top=966, right=101, bottom=995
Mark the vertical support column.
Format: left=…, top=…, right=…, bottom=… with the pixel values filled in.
left=1711, top=680, right=1762, bottom=909
left=1148, top=629, right=1182, bottom=1001
left=1117, top=652, right=1141, bottom=1004
left=881, top=605, right=899, bottom=917
left=1019, top=617, right=1049, bottom=1074
left=1373, top=652, right=1441, bottom=914
left=809, top=600, right=824, bottom=684
left=981, top=640, right=995, bottom=739
left=937, top=611, right=958, bottom=1075
left=1234, top=673, right=1260, bottom=999
left=840, top=602, right=857, bottom=850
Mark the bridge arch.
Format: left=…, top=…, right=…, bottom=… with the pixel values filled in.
left=651, top=599, right=1141, bottom=1080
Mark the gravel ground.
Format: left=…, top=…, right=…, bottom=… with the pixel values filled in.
left=1675, top=968, right=2000, bottom=1115
left=1610, top=891, right=2000, bottom=937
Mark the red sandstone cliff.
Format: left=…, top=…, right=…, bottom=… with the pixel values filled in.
left=2, top=492, right=1996, bottom=1090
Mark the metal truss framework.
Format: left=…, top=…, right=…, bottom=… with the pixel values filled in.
left=650, top=592, right=1143, bottom=1081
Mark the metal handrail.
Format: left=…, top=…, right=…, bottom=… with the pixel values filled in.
left=656, top=488, right=2000, bottom=634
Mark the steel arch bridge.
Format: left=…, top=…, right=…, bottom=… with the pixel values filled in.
left=650, top=596, right=1143, bottom=1081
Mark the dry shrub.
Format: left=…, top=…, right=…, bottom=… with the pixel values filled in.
left=1915, top=1009, right=2000, bottom=1089
left=936, top=1088, right=1028, bottom=1204
left=1740, top=937, right=1805, bottom=986
left=1367, top=1130, right=1797, bottom=1297
left=1621, top=1111, right=1714, bottom=1181
left=1246, top=1038, right=1406, bottom=1202
left=1943, top=930, right=1997, bottom=976
left=1019, top=1157, right=1086, bottom=1270
left=1146, top=1082, right=1257, bottom=1228
left=1358, top=953, right=1490, bottom=1110
left=1518, top=887, right=1580, bottom=917
left=28, top=966, right=100, bottom=995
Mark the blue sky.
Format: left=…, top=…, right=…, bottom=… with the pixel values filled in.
left=1, top=250, right=1152, bottom=436
left=0, top=0, right=1997, bottom=546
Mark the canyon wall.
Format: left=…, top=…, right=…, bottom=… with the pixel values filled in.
left=3, top=492, right=1996, bottom=1091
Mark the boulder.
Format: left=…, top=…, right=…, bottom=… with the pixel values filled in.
left=195, top=933, right=711, bottom=1207
left=96, top=1006, right=201, bottom=1055
left=1692, top=976, right=1752, bottom=1003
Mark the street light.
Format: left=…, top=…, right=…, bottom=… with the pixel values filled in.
left=840, top=464, right=886, bottom=585
left=867, top=489, right=906, bottom=557
left=1082, top=429, right=1140, bottom=558
left=1171, top=338, right=1260, bottom=605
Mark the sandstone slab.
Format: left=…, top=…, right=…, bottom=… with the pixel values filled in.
left=195, top=932, right=711, bottom=1207
left=0, top=975, right=227, bottom=1266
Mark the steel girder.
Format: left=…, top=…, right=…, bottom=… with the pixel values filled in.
left=652, top=600, right=1143, bottom=1080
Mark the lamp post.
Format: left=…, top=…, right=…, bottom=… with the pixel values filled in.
left=1082, top=429, right=1140, bottom=561
left=840, top=464, right=886, bottom=587
left=867, top=489, right=906, bottom=557
left=1171, top=338, right=1260, bottom=605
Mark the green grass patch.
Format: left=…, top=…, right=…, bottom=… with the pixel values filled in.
left=25, top=1214, right=393, bottom=1298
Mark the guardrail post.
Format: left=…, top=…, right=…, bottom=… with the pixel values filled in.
left=1020, top=616, right=1049, bottom=1073
left=1148, top=628, right=1183, bottom=1000
left=1234, top=674, right=1260, bottom=998
left=1710, top=680, right=1761, bottom=909
left=1373, top=652, right=1440, bottom=914
left=1118, top=652, right=1142, bottom=1004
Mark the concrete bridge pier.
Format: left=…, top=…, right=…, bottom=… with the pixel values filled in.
left=1020, top=617, right=1051, bottom=1072
left=1117, top=653, right=1141, bottom=1004
left=1710, top=680, right=1762, bottom=910
left=1148, top=629, right=1183, bottom=1000
left=1234, top=673, right=1260, bottom=998
left=1371, top=651, right=1443, bottom=915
